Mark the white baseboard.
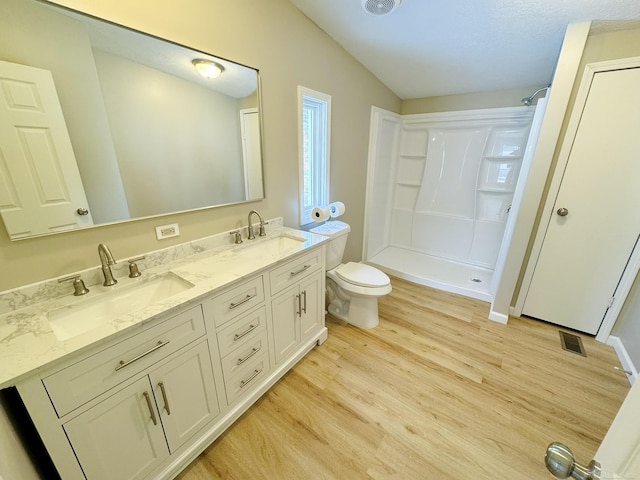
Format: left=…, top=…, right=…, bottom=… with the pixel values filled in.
left=607, top=335, right=637, bottom=386
left=488, top=309, right=509, bottom=324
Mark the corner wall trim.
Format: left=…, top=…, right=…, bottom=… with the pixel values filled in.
left=607, top=335, right=637, bottom=386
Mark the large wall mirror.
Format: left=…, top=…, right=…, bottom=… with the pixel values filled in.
left=0, top=0, right=264, bottom=240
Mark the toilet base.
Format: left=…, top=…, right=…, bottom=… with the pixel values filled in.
left=328, top=295, right=380, bottom=329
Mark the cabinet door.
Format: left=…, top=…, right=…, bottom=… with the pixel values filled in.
left=271, top=285, right=300, bottom=364
left=300, top=274, right=322, bottom=341
left=150, top=341, right=220, bottom=452
left=64, top=377, right=169, bottom=480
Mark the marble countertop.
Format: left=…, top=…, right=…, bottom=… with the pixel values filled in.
left=0, top=219, right=328, bottom=389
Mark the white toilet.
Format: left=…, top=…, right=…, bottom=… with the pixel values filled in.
left=310, top=221, right=391, bottom=329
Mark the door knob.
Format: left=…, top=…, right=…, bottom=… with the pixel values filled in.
left=545, top=442, right=601, bottom=480
left=557, top=207, right=569, bottom=217
left=76, top=207, right=89, bottom=216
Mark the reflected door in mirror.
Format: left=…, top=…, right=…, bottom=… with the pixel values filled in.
left=0, top=60, right=93, bottom=239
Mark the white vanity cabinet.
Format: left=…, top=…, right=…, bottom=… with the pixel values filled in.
left=17, top=304, right=219, bottom=480
left=269, top=249, right=323, bottom=364
left=13, top=242, right=327, bottom=480
left=204, top=277, right=271, bottom=405
left=63, top=340, right=217, bottom=480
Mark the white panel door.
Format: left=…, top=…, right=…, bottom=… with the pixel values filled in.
left=271, top=285, right=300, bottom=364
left=523, top=67, right=640, bottom=334
left=300, top=274, right=322, bottom=341
left=0, top=60, right=92, bottom=239
left=63, top=377, right=169, bottom=480
left=150, top=341, right=219, bottom=452
left=596, top=379, right=640, bottom=478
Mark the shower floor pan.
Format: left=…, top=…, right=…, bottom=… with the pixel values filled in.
left=367, top=246, right=493, bottom=302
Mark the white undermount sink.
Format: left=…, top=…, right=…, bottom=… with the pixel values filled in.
left=48, top=273, right=194, bottom=341
left=237, top=235, right=305, bottom=259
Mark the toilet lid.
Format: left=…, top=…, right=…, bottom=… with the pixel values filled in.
left=336, top=262, right=390, bottom=288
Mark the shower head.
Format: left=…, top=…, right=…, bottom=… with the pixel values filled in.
left=521, top=85, right=550, bottom=106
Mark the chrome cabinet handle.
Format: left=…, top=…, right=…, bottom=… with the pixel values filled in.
left=237, top=346, right=261, bottom=365
left=158, top=382, right=171, bottom=415
left=233, top=324, right=258, bottom=341
left=143, top=391, right=158, bottom=426
left=115, top=340, right=170, bottom=371
left=301, top=290, right=307, bottom=314
left=296, top=294, right=301, bottom=317
left=229, top=294, right=256, bottom=309
left=557, top=207, right=569, bottom=217
left=240, top=368, right=262, bottom=388
left=290, top=264, right=311, bottom=277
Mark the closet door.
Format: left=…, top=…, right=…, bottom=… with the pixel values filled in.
left=522, top=66, right=640, bottom=334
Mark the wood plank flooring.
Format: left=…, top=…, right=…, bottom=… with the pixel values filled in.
left=177, top=276, right=630, bottom=479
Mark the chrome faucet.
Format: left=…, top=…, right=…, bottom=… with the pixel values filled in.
left=98, top=243, right=118, bottom=286
left=247, top=210, right=267, bottom=240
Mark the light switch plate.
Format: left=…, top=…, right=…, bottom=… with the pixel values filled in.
left=155, top=223, right=180, bottom=240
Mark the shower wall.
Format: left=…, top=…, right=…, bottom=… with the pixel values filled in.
left=364, top=106, right=534, bottom=298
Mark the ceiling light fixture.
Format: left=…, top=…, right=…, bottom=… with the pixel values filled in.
left=192, top=59, right=225, bottom=79
left=361, top=0, right=402, bottom=16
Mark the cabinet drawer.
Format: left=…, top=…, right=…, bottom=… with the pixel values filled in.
left=216, top=306, right=267, bottom=358
left=269, top=248, right=322, bottom=295
left=43, top=305, right=205, bottom=417
left=224, top=353, right=269, bottom=404
left=207, top=276, right=264, bottom=327
left=220, top=331, right=269, bottom=381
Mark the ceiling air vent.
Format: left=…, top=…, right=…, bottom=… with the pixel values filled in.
left=362, top=0, right=402, bottom=16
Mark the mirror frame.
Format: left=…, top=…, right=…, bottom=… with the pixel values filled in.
left=0, top=0, right=265, bottom=240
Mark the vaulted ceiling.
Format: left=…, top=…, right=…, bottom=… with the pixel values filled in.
left=290, top=0, right=640, bottom=99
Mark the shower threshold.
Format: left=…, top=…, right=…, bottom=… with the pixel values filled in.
left=367, top=246, right=493, bottom=302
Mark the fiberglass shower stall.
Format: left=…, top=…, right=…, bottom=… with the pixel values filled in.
left=364, top=106, right=536, bottom=301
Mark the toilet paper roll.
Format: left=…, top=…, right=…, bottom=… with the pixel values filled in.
left=312, top=206, right=331, bottom=222
left=328, top=201, right=346, bottom=218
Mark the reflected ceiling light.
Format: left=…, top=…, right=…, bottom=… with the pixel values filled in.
left=192, top=59, right=224, bottom=79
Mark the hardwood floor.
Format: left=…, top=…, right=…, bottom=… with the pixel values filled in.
left=177, top=276, right=630, bottom=479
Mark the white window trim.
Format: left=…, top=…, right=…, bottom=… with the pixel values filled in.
left=297, top=86, right=331, bottom=226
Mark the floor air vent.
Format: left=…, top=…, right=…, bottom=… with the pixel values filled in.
left=559, top=331, right=586, bottom=357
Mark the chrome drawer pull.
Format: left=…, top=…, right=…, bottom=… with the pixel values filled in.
left=158, top=382, right=171, bottom=415
left=233, top=324, right=258, bottom=341
left=237, top=346, right=261, bottom=365
left=143, top=391, right=158, bottom=425
left=240, top=368, right=262, bottom=388
left=229, top=293, right=257, bottom=309
left=115, top=340, right=170, bottom=371
left=290, top=264, right=311, bottom=277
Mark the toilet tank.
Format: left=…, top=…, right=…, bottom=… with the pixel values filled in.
left=309, top=221, right=350, bottom=270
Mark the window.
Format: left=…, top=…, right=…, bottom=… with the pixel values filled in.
left=298, top=86, right=331, bottom=225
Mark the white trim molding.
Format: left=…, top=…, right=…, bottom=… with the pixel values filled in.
left=608, top=336, right=637, bottom=386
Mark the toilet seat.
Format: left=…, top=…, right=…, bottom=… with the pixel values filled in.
left=335, top=262, right=390, bottom=288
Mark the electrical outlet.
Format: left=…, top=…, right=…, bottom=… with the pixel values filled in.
left=155, top=223, right=180, bottom=240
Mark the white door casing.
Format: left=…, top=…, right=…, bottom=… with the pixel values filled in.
left=0, top=60, right=93, bottom=239
left=240, top=108, right=263, bottom=201
left=520, top=61, right=640, bottom=335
